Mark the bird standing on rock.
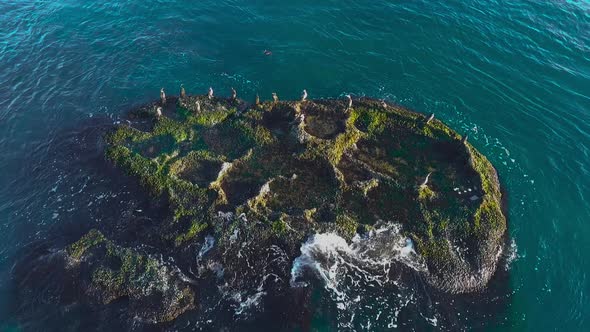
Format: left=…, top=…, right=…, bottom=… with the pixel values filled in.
left=160, top=88, right=166, bottom=105
left=346, top=95, right=352, bottom=111
left=420, top=172, right=432, bottom=188
left=272, top=92, right=278, bottom=102
left=301, top=89, right=308, bottom=101
left=180, top=85, right=186, bottom=99
left=195, top=100, right=201, bottom=112
left=426, top=113, right=435, bottom=124
left=255, top=94, right=260, bottom=105
left=381, top=99, right=387, bottom=108
left=231, top=87, right=237, bottom=100
left=346, top=95, right=353, bottom=110
left=208, top=87, right=214, bottom=99
left=156, top=106, right=162, bottom=118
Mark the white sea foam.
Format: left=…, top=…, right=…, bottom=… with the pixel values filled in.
left=198, top=235, right=215, bottom=259
left=215, top=235, right=289, bottom=319
left=234, top=290, right=266, bottom=316
left=291, top=224, right=426, bottom=286
left=504, top=237, right=519, bottom=271
left=289, top=223, right=428, bottom=329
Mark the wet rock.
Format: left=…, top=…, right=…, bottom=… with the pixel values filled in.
left=65, top=229, right=196, bottom=323
left=94, top=94, right=506, bottom=309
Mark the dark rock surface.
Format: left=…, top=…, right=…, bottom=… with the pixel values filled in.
left=66, top=229, right=195, bottom=323
left=62, top=93, right=507, bottom=323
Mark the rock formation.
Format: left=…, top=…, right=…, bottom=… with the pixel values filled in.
left=64, top=92, right=507, bottom=322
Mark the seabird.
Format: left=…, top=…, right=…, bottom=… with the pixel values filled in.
left=195, top=100, right=201, bottom=112
left=426, top=113, right=435, bottom=124
left=156, top=106, right=162, bottom=118
left=381, top=99, right=387, bottom=108
left=231, top=87, right=237, bottom=100
left=462, top=134, right=469, bottom=144
left=180, top=84, right=186, bottom=99
left=346, top=95, right=353, bottom=110
left=301, top=89, right=308, bottom=101
left=255, top=94, right=260, bottom=105
left=272, top=92, right=278, bottom=102
left=160, top=88, right=166, bottom=105
left=420, top=172, right=432, bottom=187
left=208, top=87, right=214, bottom=99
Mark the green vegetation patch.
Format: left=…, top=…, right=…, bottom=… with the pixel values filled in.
left=103, top=96, right=506, bottom=287
left=67, top=229, right=106, bottom=260
left=66, top=229, right=195, bottom=322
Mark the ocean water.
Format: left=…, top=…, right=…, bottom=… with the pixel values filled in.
left=0, top=0, right=589, bottom=330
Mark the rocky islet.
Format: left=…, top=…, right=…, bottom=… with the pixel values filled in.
left=65, top=90, right=507, bottom=323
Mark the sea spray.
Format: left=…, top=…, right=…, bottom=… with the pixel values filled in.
left=290, top=223, right=426, bottom=288
left=210, top=213, right=292, bottom=318
left=289, top=223, right=433, bottom=329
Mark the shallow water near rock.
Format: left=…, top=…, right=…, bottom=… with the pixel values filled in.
left=1, top=1, right=589, bottom=331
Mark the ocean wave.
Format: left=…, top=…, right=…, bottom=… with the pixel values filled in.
left=290, top=223, right=431, bottom=329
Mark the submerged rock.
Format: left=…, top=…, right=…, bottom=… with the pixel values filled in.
left=65, top=229, right=196, bottom=323
left=64, top=93, right=507, bottom=322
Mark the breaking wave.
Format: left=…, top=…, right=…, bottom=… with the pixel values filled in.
left=290, top=223, right=438, bottom=330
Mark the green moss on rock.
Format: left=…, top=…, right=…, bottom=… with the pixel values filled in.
left=271, top=219, right=289, bottom=237
left=418, top=185, right=437, bottom=201
left=101, top=95, right=507, bottom=294
left=66, top=230, right=196, bottom=323
left=175, top=220, right=208, bottom=246
left=153, top=117, right=191, bottom=143
left=335, top=213, right=359, bottom=239
left=67, top=229, right=106, bottom=260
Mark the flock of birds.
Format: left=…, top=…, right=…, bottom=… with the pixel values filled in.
left=155, top=86, right=356, bottom=118
left=154, top=86, right=474, bottom=192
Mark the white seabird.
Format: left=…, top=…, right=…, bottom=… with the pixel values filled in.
left=301, top=89, right=308, bottom=101
left=160, top=88, right=166, bottom=105
left=426, top=113, right=435, bottom=124
left=180, top=84, right=186, bottom=99
left=420, top=172, right=432, bottom=187
left=346, top=94, right=353, bottom=110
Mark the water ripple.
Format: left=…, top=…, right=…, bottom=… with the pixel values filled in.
left=1, top=0, right=590, bottom=330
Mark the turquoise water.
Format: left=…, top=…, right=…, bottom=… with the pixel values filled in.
left=1, top=0, right=589, bottom=330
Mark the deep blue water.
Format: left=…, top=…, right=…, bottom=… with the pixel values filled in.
left=1, top=0, right=589, bottom=330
